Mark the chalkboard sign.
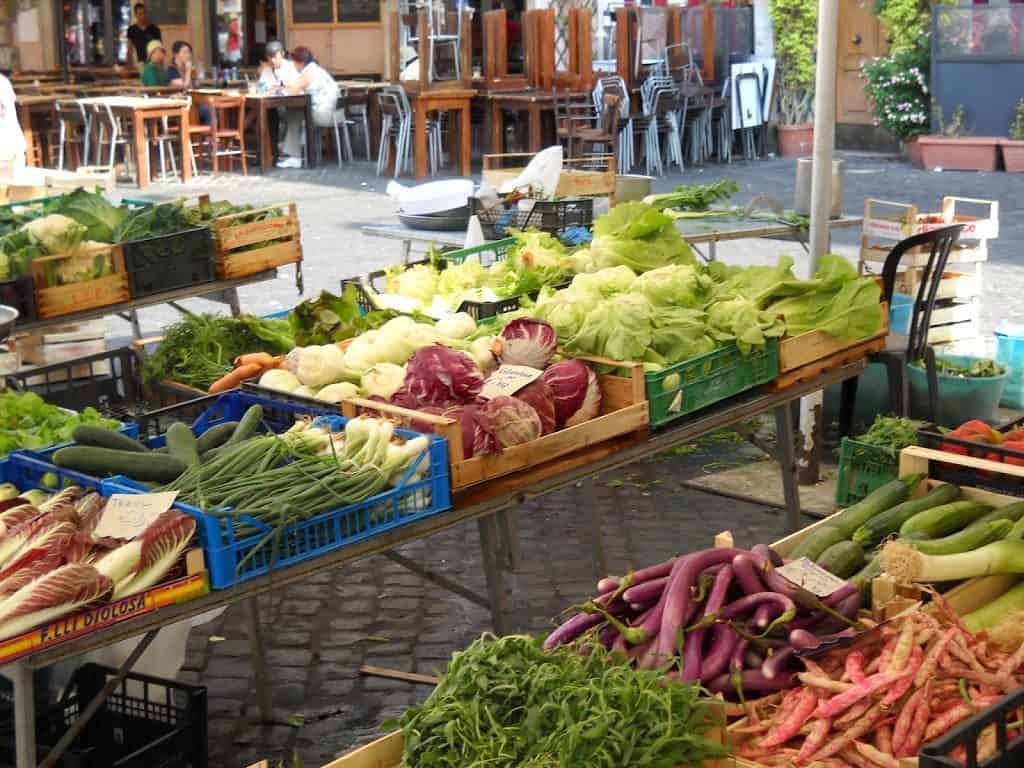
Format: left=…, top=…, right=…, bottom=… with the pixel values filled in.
left=292, top=0, right=334, bottom=24
left=337, top=0, right=380, bottom=23
left=147, top=0, right=187, bottom=26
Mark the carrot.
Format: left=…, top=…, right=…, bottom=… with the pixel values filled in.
left=854, top=740, right=900, bottom=768
left=916, top=627, right=956, bottom=688
left=875, top=723, right=893, bottom=756
left=815, top=671, right=901, bottom=719
left=882, top=645, right=923, bottom=708
left=795, top=718, right=831, bottom=765
left=760, top=688, right=818, bottom=748
left=845, top=651, right=866, bottom=684
left=234, top=352, right=275, bottom=368
left=208, top=363, right=262, bottom=394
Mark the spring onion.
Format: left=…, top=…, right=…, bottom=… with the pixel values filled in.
left=882, top=539, right=1024, bottom=583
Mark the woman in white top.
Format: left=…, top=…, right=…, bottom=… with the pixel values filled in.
left=276, top=46, right=339, bottom=168
left=0, top=72, right=26, bottom=172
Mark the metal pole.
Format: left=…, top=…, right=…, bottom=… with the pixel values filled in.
left=797, top=0, right=839, bottom=485
left=11, top=663, right=35, bottom=768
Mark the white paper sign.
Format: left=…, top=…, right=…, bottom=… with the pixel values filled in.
left=776, top=557, right=848, bottom=597
left=480, top=364, right=544, bottom=400
left=94, top=492, right=178, bottom=540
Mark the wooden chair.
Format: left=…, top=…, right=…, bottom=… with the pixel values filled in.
left=186, top=97, right=212, bottom=176
left=566, top=92, right=621, bottom=159
left=209, top=96, right=247, bottom=175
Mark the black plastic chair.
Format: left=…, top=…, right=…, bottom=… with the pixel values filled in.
left=838, top=223, right=966, bottom=436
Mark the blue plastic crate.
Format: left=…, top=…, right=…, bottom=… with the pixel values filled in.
left=96, top=393, right=451, bottom=589
left=1, top=451, right=106, bottom=494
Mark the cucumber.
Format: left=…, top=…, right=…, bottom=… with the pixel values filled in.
left=816, top=540, right=865, bottom=579
left=165, top=422, right=200, bottom=467
left=850, top=556, right=882, bottom=597
left=52, top=446, right=186, bottom=483
left=899, top=500, right=994, bottom=539
left=71, top=425, right=148, bottom=453
left=225, top=405, right=263, bottom=445
left=910, top=519, right=1013, bottom=556
left=831, top=475, right=924, bottom=538
left=196, top=421, right=239, bottom=454
left=153, top=446, right=169, bottom=454
left=979, top=501, right=1024, bottom=526
left=788, top=525, right=846, bottom=561
left=852, top=483, right=960, bottom=547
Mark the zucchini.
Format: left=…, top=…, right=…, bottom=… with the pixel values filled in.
left=979, top=501, right=1024, bottom=526
left=165, top=422, right=200, bottom=467
left=831, top=475, right=924, bottom=538
left=195, top=421, right=239, bottom=454
left=52, top=446, right=186, bottom=483
left=850, top=557, right=882, bottom=596
left=816, top=540, right=865, bottom=579
left=910, top=519, right=1013, bottom=556
left=788, top=525, right=846, bottom=561
left=71, top=425, right=147, bottom=453
left=852, top=483, right=960, bottom=547
left=226, top=405, right=263, bottom=445
left=899, top=500, right=994, bottom=539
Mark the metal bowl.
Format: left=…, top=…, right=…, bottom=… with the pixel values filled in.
left=398, top=206, right=470, bottom=232
left=0, top=305, right=18, bottom=342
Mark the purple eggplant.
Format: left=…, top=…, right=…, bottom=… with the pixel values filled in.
left=683, top=565, right=734, bottom=681
left=622, top=576, right=668, bottom=606
left=653, top=549, right=742, bottom=665
left=599, top=624, right=619, bottom=649
left=811, top=592, right=864, bottom=635
left=752, top=543, right=784, bottom=567
left=699, top=623, right=737, bottom=681
left=823, top=582, right=859, bottom=607
left=543, top=612, right=605, bottom=649
left=631, top=558, right=676, bottom=585
left=788, top=628, right=822, bottom=651
left=762, top=647, right=796, bottom=680
left=753, top=601, right=781, bottom=631
left=732, top=552, right=767, bottom=595
left=719, top=592, right=796, bottom=626
left=597, top=576, right=620, bottom=594
left=743, top=647, right=764, bottom=670
left=731, top=637, right=750, bottom=672
left=707, top=669, right=796, bottom=696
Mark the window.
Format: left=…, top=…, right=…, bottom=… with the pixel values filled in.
left=290, top=0, right=380, bottom=25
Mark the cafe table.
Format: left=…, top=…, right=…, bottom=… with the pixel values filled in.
left=409, top=88, right=474, bottom=179
left=242, top=92, right=314, bottom=171
left=76, top=96, right=192, bottom=189
left=486, top=90, right=586, bottom=154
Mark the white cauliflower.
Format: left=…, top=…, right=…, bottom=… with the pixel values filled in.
left=258, top=368, right=301, bottom=393
left=292, top=344, right=348, bottom=389
left=24, top=215, right=87, bottom=254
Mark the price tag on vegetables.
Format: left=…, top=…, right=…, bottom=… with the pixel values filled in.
left=94, top=492, right=179, bottom=540
left=776, top=557, right=848, bottom=597
left=480, top=364, right=544, bottom=400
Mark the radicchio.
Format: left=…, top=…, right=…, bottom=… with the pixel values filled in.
left=541, top=359, right=602, bottom=428
left=513, top=378, right=556, bottom=435
left=394, top=346, right=485, bottom=408
left=478, top=396, right=542, bottom=448
left=442, top=404, right=499, bottom=458
left=497, top=318, right=557, bottom=369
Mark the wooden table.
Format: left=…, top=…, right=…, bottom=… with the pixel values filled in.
left=77, top=96, right=192, bottom=189
left=486, top=90, right=582, bottom=154
left=409, top=88, right=474, bottom=179
left=15, top=94, right=70, bottom=167
left=243, top=93, right=313, bottom=172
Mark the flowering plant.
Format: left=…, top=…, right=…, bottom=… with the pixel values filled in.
left=861, top=46, right=930, bottom=141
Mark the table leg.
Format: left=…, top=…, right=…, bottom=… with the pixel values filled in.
left=414, top=102, right=428, bottom=180
left=369, top=94, right=380, bottom=161
left=496, top=509, right=520, bottom=572
left=459, top=103, right=471, bottom=176
left=11, top=662, right=35, bottom=768
left=304, top=100, right=315, bottom=168
left=178, top=107, right=192, bottom=183
left=259, top=104, right=272, bottom=171
left=580, top=478, right=608, bottom=582
left=133, top=112, right=150, bottom=189
left=528, top=102, right=542, bottom=153
left=490, top=99, right=503, bottom=154
left=477, top=515, right=507, bottom=635
left=774, top=404, right=802, bottom=534
left=18, top=106, right=37, bottom=167
left=246, top=596, right=272, bottom=723
left=709, top=240, right=718, bottom=261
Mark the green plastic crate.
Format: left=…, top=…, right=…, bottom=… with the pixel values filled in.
left=645, top=339, right=779, bottom=428
left=441, top=237, right=515, bottom=266
left=834, top=437, right=899, bottom=507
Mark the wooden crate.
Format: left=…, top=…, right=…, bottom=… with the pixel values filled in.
left=340, top=360, right=649, bottom=491
left=206, top=200, right=302, bottom=280
left=895, top=270, right=981, bottom=301
left=482, top=153, right=618, bottom=201
left=777, top=300, right=889, bottom=376
left=30, top=243, right=129, bottom=319
left=768, top=333, right=886, bottom=393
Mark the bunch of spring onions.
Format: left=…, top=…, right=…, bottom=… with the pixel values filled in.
left=162, top=416, right=430, bottom=537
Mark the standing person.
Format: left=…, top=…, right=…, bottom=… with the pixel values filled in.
left=0, top=71, right=26, bottom=174
left=127, top=3, right=161, bottom=69
left=277, top=46, right=338, bottom=168
left=140, top=40, right=169, bottom=86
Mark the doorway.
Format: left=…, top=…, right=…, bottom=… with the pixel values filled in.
left=62, top=0, right=130, bottom=67
left=212, top=0, right=282, bottom=67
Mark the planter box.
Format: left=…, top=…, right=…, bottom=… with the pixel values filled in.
left=903, top=136, right=924, bottom=168
left=1000, top=139, right=1024, bottom=172
left=777, top=124, right=813, bottom=157
left=208, top=201, right=303, bottom=281
left=918, top=136, right=1000, bottom=171
left=30, top=243, right=130, bottom=319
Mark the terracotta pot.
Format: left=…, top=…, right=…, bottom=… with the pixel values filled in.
left=918, top=136, right=1000, bottom=172
left=902, top=137, right=924, bottom=168
left=777, top=124, right=814, bottom=157
left=1001, top=140, right=1024, bottom=172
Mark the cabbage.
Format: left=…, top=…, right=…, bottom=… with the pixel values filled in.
left=43, top=188, right=125, bottom=242
left=361, top=363, right=407, bottom=400
left=569, top=266, right=637, bottom=299
left=513, top=378, right=556, bottom=435
left=509, top=230, right=564, bottom=272
left=24, top=215, right=87, bottom=254
left=532, top=289, right=590, bottom=342
left=706, top=297, right=786, bottom=355
left=258, top=368, right=301, bottom=393
left=565, top=292, right=653, bottom=363
left=384, top=263, right=440, bottom=305
left=437, top=258, right=488, bottom=300
left=441, top=404, right=498, bottom=458
left=635, top=265, right=712, bottom=308
left=398, top=346, right=484, bottom=407
left=479, top=396, right=542, bottom=447
left=541, top=360, right=601, bottom=427
left=587, top=201, right=695, bottom=273
left=316, top=382, right=361, bottom=403
left=651, top=306, right=715, bottom=363
left=435, top=312, right=477, bottom=340
left=497, top=318, right=558, bottom=369
left=593, top=202, right=673, bottom=239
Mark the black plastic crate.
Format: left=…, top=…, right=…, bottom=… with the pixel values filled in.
left=0, top=663, right=207, bottom=768
left=470, top=195, right=592, bottom=240
left=122, top=227, right=215, bottom=299
left=4, top=347, right=144, bottom=422
left=917, top=417, right=1024, bottom=498
left=0, top=276, right=37, bottom=323
left=919, top=686, right=1024, bottom=768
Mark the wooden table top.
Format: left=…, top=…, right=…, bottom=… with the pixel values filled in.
left=486, top=90, right=588, bottom=104
left=15, top=94, right=72, bottom=106
left=76, top=96, right=189, bottom=109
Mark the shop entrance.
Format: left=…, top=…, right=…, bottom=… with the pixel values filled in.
left=62, top=0, right=132, bottom=66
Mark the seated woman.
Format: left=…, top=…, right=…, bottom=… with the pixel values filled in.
left=140, top=40, right=168, bottom=86
left=275, top=46, right=339, bottom=168
left=166, top=41, right=210, bottom=125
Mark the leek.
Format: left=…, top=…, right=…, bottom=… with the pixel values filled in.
left=963, top=580, right=1024, bottom=633
left=882, top=539, right=1024, bottom=583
